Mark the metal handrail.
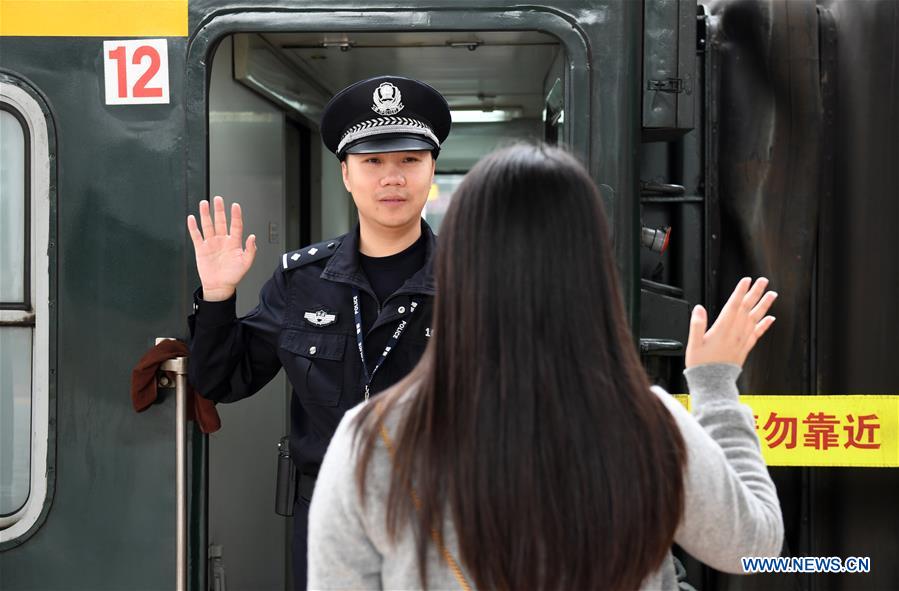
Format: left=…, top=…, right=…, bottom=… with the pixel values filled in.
left=158, top=346, right=188, bottom=591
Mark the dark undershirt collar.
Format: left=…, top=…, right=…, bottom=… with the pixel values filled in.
left=358, top=231, right=428, bottom=305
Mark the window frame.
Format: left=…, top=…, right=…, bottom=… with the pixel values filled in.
left=0, top=78, right=55, bottom=545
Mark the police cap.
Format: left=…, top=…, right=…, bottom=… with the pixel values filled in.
left=320, top=75, right=451, bottom=160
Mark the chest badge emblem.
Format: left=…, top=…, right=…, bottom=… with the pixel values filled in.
left=304, top=308, right=338, bottom=327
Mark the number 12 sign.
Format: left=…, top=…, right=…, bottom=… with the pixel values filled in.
left=103, top=39, right=170, bottom=105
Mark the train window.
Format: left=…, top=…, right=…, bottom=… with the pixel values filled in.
left=0, top=81, right=51, bottom=540
left=0, top=106, right=32, bottom=520
left=1, top=109, right=27, bottom=304
left=0, top=327, right=33, bottom=517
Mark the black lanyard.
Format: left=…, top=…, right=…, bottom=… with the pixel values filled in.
left=352, top=289, right=418, bottom=401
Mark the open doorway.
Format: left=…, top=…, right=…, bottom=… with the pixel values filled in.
left=206, top=29, right=566, bottom=589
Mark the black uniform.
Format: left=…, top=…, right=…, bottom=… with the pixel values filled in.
left=188, top=221, right=436, bottom=585
left=189, top=73, right=450, bottom=589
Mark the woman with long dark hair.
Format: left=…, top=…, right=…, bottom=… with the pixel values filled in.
left=307, top=144, right=783, bottom=590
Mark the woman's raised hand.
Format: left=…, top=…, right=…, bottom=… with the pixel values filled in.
left=685, top=277, right=777, bottom=369
left=186, top=196, right=257, bottom=302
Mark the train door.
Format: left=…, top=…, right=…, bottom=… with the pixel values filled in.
left=196, top=26, right=570, bottom=588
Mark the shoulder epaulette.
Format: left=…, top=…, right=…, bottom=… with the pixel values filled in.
left=281, top=239, right=341, bottom=271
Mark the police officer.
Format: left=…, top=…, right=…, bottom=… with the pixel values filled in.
left=186, top=76, right=451, bottom=588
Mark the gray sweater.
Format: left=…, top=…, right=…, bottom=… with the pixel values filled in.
left=308, top=363, right=784, bottom=590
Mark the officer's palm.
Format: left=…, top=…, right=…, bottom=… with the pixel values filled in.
left=186, top=196, right=257, bottom=301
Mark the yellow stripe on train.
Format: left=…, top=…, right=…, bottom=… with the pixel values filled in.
left=672, top=395, right=899, bottom=468
left=0, top=0, right=188, bottom=37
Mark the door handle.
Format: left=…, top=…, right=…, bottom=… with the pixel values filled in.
left=158, top=339, right=189, bottom=591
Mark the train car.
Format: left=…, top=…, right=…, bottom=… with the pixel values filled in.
left=0, top=0, right=896, bottom=589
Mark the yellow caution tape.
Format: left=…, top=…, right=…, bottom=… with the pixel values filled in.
left=673, top=395, right=899, bottom=467
left=0, top=1, right=188, bottom=37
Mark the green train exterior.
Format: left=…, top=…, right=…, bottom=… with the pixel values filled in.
left=0, top=1, right=896, bottom=589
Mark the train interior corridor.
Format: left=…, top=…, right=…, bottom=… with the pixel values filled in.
left=206, top=30, right=565, bottom=589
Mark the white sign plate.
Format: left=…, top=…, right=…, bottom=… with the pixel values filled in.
left=103, top=39, right=170, bottom=105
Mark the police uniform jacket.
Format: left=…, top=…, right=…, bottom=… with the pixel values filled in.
left=188, top=222, right=436, bottom=477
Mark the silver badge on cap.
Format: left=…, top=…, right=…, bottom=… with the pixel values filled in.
left=304, top=309, right=338, bottom=327
left=371, top=82, right=404, bottom=116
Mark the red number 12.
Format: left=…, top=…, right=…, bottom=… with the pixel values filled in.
left=108, top=45, right=163, bottom=99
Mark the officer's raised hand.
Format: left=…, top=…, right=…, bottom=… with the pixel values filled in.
left=685, top=277, right=778, bottom=368
left=186, top=195, right=257, bottom=302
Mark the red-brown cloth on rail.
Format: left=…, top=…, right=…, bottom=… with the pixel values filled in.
left=131, top=338, right=221, bottom=433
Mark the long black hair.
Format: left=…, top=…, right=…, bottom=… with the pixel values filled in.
left=355, top=143, right=686, bottom=590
